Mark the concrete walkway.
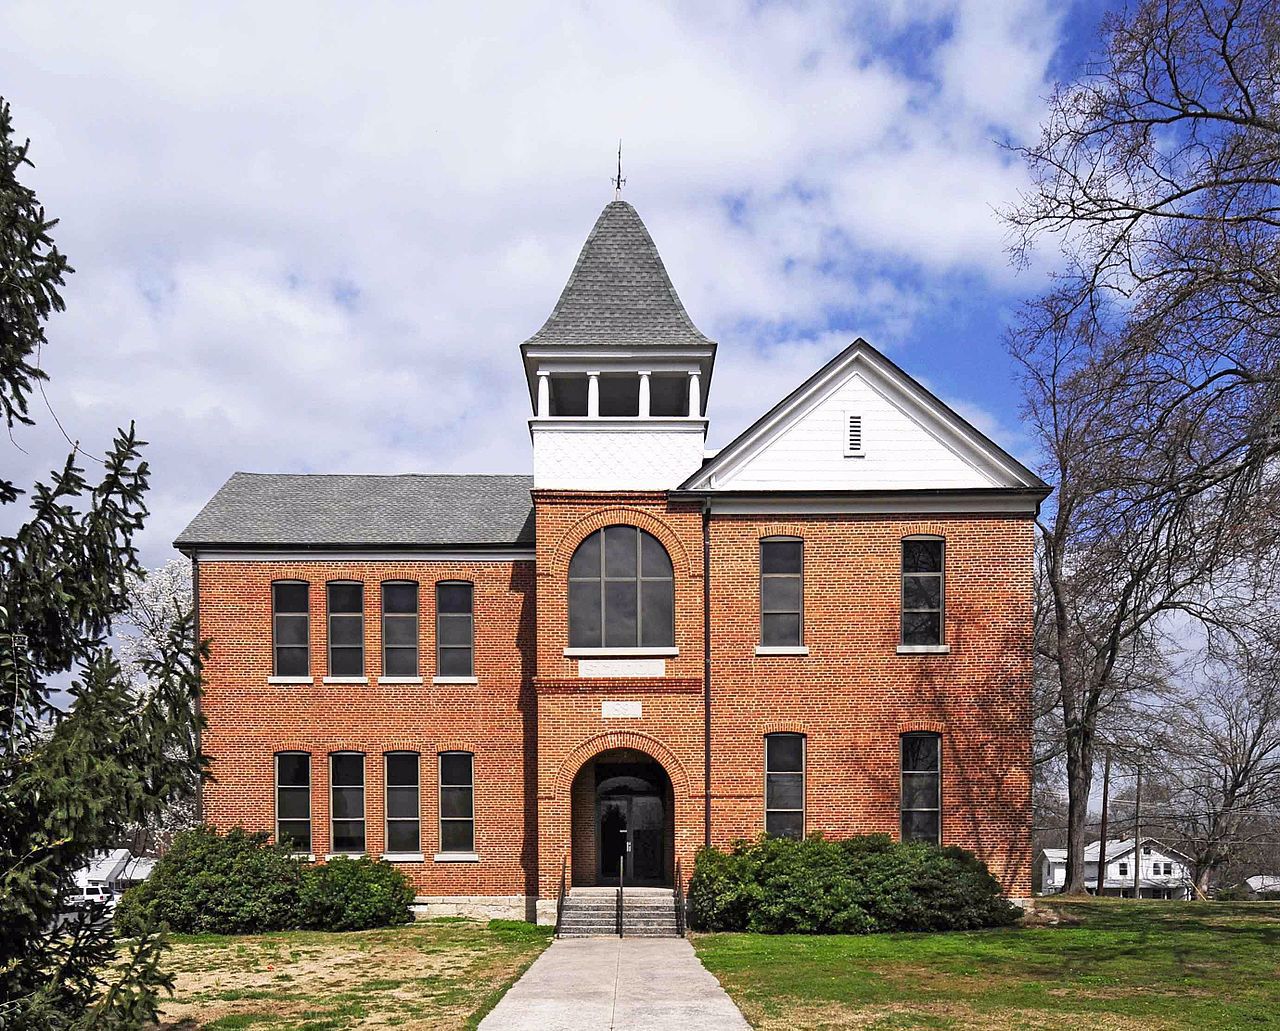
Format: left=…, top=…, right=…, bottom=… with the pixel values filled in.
left=479, top=937, right=751, bottom=1030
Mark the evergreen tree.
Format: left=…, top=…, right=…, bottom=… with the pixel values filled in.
left=0, top=96, right=205, bottom=1027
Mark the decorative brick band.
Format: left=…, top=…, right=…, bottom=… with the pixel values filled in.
left=535, top=677, right=703, bottom=695
left=553, top=730, right=692, bottom=800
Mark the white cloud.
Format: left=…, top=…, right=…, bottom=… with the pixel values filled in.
left=0, top=0, right=1062, bottom=562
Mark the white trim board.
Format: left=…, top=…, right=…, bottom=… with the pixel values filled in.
left=196, top=549, right=536, bottom=563
left=699, top=493, right=1043, bottom=516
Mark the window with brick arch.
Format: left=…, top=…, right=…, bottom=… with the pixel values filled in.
left=436, top=581, right=473, bottom=677
left=382, top=581, right=419, bottom=677
left=760, top=537, right=803, bottom=646
left=900, top=732, right=941, bottom=844
left=330, top=752, right=365, bottom=855
left=439, top=751, right=474, bottom=854
left=764, top=733, right=805, bottom=839
left=385, top=752, right=420, bottom=854
left=327, top=581, right=364, bottom=676
left=568, top=526, right=674, bottom=648
left=272, top=581, right=309, bottom=677
left=275, top=752, right=311, bottom=852
left=901, top=536, right=944, bottom=646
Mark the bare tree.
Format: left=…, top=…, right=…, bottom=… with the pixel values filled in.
left=1157, top=647, right=1280, bottom=893
left=1004, top=0, right=1280, bottom=893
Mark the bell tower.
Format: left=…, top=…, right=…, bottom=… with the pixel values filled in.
left=521, top=201, right=715, bottom=490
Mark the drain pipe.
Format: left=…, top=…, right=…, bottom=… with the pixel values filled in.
left=702, top=504, right=712, bottom=850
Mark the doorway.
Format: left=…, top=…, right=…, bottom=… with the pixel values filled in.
left=595, top=760, right=668, bottom=886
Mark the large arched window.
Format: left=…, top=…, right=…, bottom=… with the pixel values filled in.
left=568, top=526, right=674, bottom=648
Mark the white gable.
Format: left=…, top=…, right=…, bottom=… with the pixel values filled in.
left=684, top=341, right=1041, bottom=494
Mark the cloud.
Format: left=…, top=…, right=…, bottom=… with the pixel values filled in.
left=0, top=0, right=1064, bottom=563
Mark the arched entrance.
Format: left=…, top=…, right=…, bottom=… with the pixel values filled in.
left=570, top=748, right=674, bottom=887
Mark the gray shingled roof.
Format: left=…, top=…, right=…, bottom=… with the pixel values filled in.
left=174, top=473, right=534, bottom=548
left=522, top=200, right=714, bottom=349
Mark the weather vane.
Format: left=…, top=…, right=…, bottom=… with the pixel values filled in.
left=612, top=139, right=626, bottom=200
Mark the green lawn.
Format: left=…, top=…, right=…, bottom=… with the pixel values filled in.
left=156, top=918, right=552, bottom=1030
left=693, top=899, right=1280, bottom=1030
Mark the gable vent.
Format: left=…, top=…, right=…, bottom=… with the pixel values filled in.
left=844, top=414, right=864, bottom=457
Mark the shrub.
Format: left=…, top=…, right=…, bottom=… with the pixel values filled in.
left=300, top=855, right=415, bottom=931
left=114, top=826, right=306, bottom=936
left=115, top=827, right=416, bottom=936
left=688, top=833, right=1019, bottom=934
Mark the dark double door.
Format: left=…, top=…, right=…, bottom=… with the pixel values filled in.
left=598, top=793, right=664, bottom=885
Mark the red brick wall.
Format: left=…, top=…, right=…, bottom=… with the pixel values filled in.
left=198, top=501, right=1034, bottom=904
left=705, top=513, right=1035, bottom=896
left=197, top=558, right=537, bottom=897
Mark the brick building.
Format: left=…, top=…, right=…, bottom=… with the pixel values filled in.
left=176, top=199, right=1049, bottom=921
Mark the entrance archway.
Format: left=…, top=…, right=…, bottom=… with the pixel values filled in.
left=570, top=748, right=674, bottom=887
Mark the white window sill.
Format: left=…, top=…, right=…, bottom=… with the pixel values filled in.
left=433, top=676, right=479, bottom=685
left=433, top=852, right=480, bottom=863
left=323, top=676, right=368, bottom=684
left=381, top=852, right=425, bottom=863
left=896, top=644, right=951, bottom=655
left=755, top=645, right=809, bottom=656
left=324, top=853, right=366, bottom=860
left=563, top=647, right=679, bottom=658
left=289, top=853, right=316, bottom=862
left=379, top=676, right=423, bottom=685
left=268, top=676, right=312, bottom=685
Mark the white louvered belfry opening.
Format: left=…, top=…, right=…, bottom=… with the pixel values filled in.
left=844, top=413, right=864, bottom=457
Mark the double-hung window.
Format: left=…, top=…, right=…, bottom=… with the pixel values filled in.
left=901, top=537, right=944, bottom=646
left=760, top=538, right=803, bottom=647
left=439, top=751, right=475, bottom=853
left=764, top=733, right=805, bottom=839
left=327, top=582, right=364, bottom=676
left=436, top=582, right=474, bottom=677
left=330, top=752, right=365, bottom=854
left=385, top=752, right=421, bottom=854
left=382, top=581, right=419, bottom=677
left=900, top=733, right=941, bottom=844
left=275, top=752, right=311, bottom=852
left=272, top=581, right=309, bottom=677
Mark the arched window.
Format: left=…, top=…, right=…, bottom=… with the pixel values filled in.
left=568, top=526, right=674, bottom=648
left=901, top=732, right=941, bottom=844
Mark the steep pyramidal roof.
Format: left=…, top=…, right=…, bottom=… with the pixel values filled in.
left=522, top=200, right=714, bottom=349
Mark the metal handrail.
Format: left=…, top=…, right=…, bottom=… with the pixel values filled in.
left=616, top=856, right=624, bottom=937
left=554, top=854, right=568, bottom=937
left=674, top=857, right=686, bottom=936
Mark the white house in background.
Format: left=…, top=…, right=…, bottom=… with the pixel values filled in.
left=1039, top=837, right=1195, bottom=900
left=1245, top=874, right=1280, bottom=895
left=73, top=849, right=154, bottom=893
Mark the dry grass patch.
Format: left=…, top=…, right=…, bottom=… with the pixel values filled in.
left=155, top=918, right=551, bottom=1030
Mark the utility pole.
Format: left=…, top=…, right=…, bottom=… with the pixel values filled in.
left=1132, top=762, right=1142, bottom=899
left=1096, top=751, right=1111, bottom=897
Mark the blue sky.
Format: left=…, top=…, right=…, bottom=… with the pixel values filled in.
left=1, top=0, right=1117, bottom=565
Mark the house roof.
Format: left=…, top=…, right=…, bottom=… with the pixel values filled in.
left=1040, top=837, right=1192, bottom=864
left=521, top=200, right=714, bottom=350
left=174, top=472, right=535, bottom=550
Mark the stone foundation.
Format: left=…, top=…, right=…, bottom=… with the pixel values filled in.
left=412, top=895, right=536, bottom=922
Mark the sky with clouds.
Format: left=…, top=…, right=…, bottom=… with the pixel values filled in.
left=2, top=0, right=1115, bottom=566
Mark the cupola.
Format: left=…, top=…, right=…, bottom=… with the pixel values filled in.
left=521, top=200, right=716, bottom=490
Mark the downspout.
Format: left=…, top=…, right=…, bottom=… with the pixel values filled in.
left=702, top=504, right=712, bottom=850
left=191, top=552, right=203, bottom=826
